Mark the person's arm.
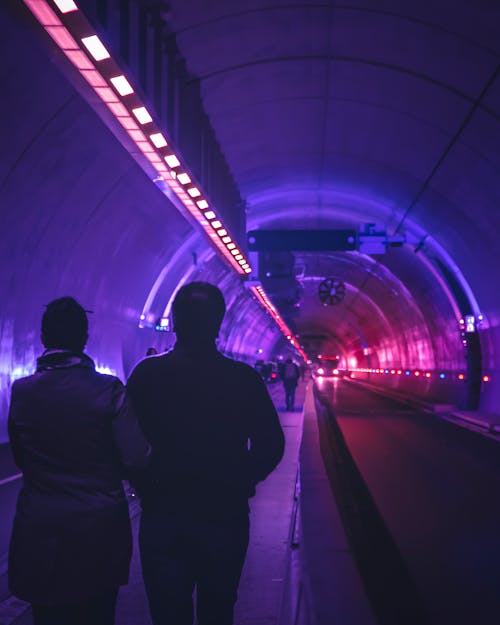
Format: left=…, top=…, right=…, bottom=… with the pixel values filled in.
left=111, top=379, right=151, bottom=470
left=247, top=370, right=285, bottom=485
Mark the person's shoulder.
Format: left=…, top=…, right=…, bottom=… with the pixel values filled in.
left=93, top=370, right=124, bottom=389
left=10, top=373, right=36, bottom=394
left=128, top=352, right=171, bottom=380
left=220, top=356, right=264, bottom=381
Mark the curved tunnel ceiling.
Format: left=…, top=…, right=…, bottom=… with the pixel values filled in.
left=1, top=0, right=500, bottom=436
left=168, top=2, right=500, bottom=233
left=167, top=0, right=500, bottom=312
left=164, top=0, right=500, bottom=393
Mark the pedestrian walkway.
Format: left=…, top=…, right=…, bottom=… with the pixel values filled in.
left=234, top=382, right=306, bottom=625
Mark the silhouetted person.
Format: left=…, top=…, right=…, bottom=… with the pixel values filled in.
left=127, top=282, right=285, bottom=625
left=299, top=362, right=306, bottom=381
left=8, top=297, right=150, bottom=625
left=281, top=358, right=300, bottom=411
left=146, top=347, right=158, bottom=356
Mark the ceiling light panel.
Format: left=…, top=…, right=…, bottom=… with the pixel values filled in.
left=81, top=35, right=110, bottom=61
left=23, top=0, right=253, bottom=278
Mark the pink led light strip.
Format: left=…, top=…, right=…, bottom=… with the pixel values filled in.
left=250, top=285, right=307, bottom=361
left=23, top=0, right=251, bottom=276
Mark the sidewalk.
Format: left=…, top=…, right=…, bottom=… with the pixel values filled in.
left=234, top=382, right=306, bottom=625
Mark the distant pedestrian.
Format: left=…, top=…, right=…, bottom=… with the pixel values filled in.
left=146, top=347, right=158, bottom=356
left=8, top=297, right=150, bottom=625
left=127, top=282, right=285, bottom=625
left=281, top=357, right=300, bottom=411
left=299, top=363, right=306, bottom=381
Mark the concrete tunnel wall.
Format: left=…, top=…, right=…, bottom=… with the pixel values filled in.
left=1, top=0, right=500, bottom=441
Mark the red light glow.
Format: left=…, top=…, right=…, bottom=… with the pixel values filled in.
left=80, top=70, right=107, bottom=88
left=116, top=115, right=140, bottom=130
left=25, top=0, right=60, bottom=25
left=127, top=129, right=147, bottom=142
left=136, top=141, right=155, bottom=153
left=94, top=87, right=119, bottom=103
left=63, top=49, right=95, bottom=70
left=46, top=26, right=78, bottom=49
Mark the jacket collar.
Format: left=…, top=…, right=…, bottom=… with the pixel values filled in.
left=173, top=340, right=220, bottom=359
left=36, top=349, right=95, bottom=372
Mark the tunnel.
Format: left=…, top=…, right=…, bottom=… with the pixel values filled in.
left=1, top=1, right=500, bottom=625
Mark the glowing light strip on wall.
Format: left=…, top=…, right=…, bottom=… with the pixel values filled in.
left=249, top=284, right=307, bottom=361
left=23, top=0, right=252, bottom=276
left=348, top=368, right=486, bottom=381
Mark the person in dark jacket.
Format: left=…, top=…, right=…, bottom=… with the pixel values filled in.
left=8, top=297, right=150, bottom=625
left=280, top=358, right=300, bottom=411
left=127, top=281, right=285, bottom=625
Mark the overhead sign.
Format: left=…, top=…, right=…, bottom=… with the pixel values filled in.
left=247, top=230, right=357, bottom=252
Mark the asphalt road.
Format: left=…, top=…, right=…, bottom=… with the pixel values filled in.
left=320, top=378, right=500, bottom=625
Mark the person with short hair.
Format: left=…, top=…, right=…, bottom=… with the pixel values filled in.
left=8, top=296, right=150, bottom=625
left=281, top=357, right=300, bottom=411
left=127, top=281, right=285, bottom=625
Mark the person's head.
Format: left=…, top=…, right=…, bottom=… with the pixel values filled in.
left=172, top=282, right=226, bottom=343
left=41, top=296, right=89, bottom=353
left=146, top=347, right=158, bottom=356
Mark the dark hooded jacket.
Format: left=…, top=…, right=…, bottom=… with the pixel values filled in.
left=8, top=350, right=150, bottom=605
